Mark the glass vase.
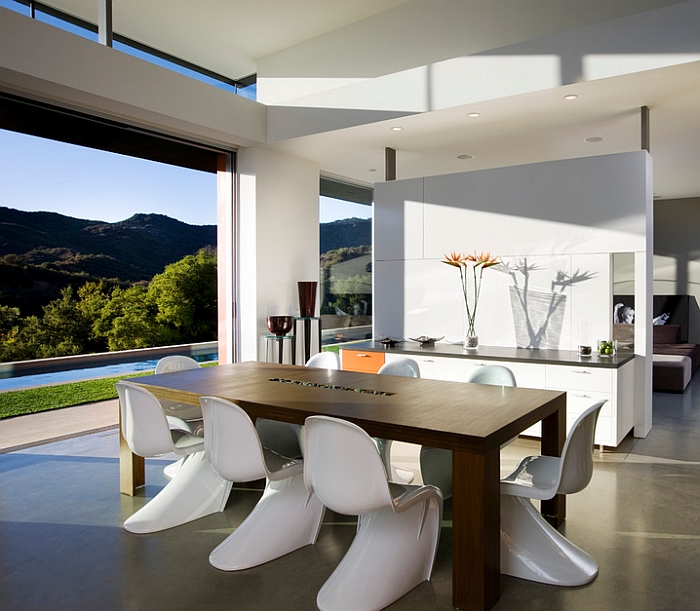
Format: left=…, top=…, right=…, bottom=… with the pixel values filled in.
left=464, top=331, right=479, bottom=350
left=464, top=318, right=479, bottom=350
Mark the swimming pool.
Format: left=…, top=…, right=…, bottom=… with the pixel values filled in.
left=0, top=354, right=217, bottom=392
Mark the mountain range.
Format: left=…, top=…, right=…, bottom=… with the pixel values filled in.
left=0, top=207, right=371, bottom=316
left=320, top=217, right=371, bottom=253
left=0, top=207, right=216, bottom=315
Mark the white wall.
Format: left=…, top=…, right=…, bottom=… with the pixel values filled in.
left=238, top=147, right=320, bottom=361
left=374, top=150, right=653, bottom=434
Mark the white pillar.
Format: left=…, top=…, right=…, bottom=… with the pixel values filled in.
left=237, top=147, right=320, bottom=362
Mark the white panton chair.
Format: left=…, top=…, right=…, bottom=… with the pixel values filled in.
left=155, top=355, right=204, bottom=480
left=421, top=364, right=518, bottom=499
left=467, top=364, right=517, bottom=387
left=376, top=358, right=420, bottom=483
left=500, top=400, right=606, bottom=586
left=305, top=351, right=341, bottom=369
left=378, top=358, right=420, bottom=378
left=200, top=396, right=325, bottom=571
left=256, top=351, right=339, bottom=458
left=155, top=355, right=201, bottom=374
left=304, top=415, right=443, bottom=611
left=155, top=355, right=204, bottom=428
left=115, top=382, right=231, bottom=534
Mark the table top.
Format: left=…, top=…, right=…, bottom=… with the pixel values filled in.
left=135, top=361, right=565, bottom=454
left=342, top=341, right=634, bottom=368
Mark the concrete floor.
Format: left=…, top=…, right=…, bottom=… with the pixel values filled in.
left=2, top=380, right=700, bottom=611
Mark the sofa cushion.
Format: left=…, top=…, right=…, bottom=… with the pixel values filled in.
left=653, top=324, right=681, bottom=345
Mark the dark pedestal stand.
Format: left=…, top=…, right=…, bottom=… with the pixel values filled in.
left=294, top=317, right=321, bottom=365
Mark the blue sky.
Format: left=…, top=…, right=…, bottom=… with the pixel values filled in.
left=0, top=128, right=371, bottom=226
left=0, top=128, right=218, bottom=226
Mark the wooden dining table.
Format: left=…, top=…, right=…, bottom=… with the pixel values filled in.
left=124, top=360, right=567, bottom=611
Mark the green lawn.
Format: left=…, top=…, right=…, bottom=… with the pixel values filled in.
left=0, top=350, right=344, bottom=420
left=0, top=371, right=153, bottom=419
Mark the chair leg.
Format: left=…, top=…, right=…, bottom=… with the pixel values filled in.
left=500, top=495, right=598, bottom=586
left=124, top=451, right=232, bottom=534
left=317, top=497, right=442, bottom=611
left=209, top=473, right=326, bottom=571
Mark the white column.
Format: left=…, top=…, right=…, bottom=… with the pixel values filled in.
left=237, top=147, right=320, bottom=362
left=217, top=153, right=235, bottom=364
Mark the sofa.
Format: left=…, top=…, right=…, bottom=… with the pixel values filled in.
left=653, top=325, right=700, bottom=393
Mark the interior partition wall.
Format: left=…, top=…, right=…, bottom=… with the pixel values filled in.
left=373, top=150, right=653, bottom=438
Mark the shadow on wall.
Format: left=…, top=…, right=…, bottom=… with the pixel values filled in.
left=499, top=259, right=596, bottom=349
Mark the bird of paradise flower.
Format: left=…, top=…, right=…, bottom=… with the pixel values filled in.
left=442, top=251, right=501, bottom=338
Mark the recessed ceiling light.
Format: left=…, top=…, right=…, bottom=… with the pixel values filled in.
left=457, top=154, right=474, bottom=160
left=564, top=94, right=578, bottom=101
left=391, top=126, right=403, bottom=131
left=468, top=112, right=480, bottom=118
left=368, top=168, right=377, bottom=172
left=584, top=136, right=603, bottom=143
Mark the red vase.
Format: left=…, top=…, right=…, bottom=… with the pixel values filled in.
left=298, top=281, right=318, bottom=317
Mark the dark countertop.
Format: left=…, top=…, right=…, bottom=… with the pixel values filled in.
left=341, top=341, right=635, bottom=368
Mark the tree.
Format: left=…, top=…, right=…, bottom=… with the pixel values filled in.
left=328, top=274, right=372, bottom=316
left=76, top=281, right=111, bottom=353
left=0, top=304, right=22, bottom=361
left=14, top=286, right=93, bottom=358
left=148, top=249, right=217, bottom=342
left=96, top=285, right=171, bottom=351
left=0, top=250, right=218, bottom=361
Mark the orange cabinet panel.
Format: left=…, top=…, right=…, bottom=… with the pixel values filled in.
left=341, top=349, right=385, bottom=373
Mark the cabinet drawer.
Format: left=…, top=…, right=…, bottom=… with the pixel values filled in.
left=501, top=361, right=546, bottom=389
left=341, top=350, right=385, bottom=373
left=519, top=396, right=611, bottom=443
left=565, top=390, right=612, bottom=419
left=546, top=364, right=612, bottom=393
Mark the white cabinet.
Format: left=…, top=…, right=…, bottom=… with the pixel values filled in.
left=382, top=351, right=633, bottom=447
left=384, top=353, right=546, bottom=387
left=545, top=361, right=634, bottom=447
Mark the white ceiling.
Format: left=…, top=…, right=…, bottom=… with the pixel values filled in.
left=268, top=60, right=700, bottom=200
left=39, top=0, right=700, bottom=200
left=41, top=0, right=415, bottom=78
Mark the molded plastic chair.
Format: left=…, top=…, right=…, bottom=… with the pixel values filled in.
left=200, top=396, right=325, bottom=571
left=155, top=355, right=204, bottom=480
left=115, top=381, right=232, bottom=534
left=256, top=352, right=340, bottom=458
left=420, top=364, right=518, bottom=498
left=155, top=355, right=204, bottom=428
left=378, top=358, right=420, bottom=378
left=467, top=364, right=517, bottom=387
left=377, top=358, right=421, bottom=483
left=305, top=351, right=341, bottom=369
left=155, top=355, right=201, bottom=374
left=500, top=400, right=606, bottom=586
left=304, top=415, right=443, bottom=611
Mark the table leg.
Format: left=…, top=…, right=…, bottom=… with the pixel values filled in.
left=540, top=402, right=567, bottom=527
left=119, top=404, right=145, bottom=496
left=452, top=446, right=500, bottom=611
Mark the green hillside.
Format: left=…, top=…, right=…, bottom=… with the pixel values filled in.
left=0, top=207, right=215, bottom=315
